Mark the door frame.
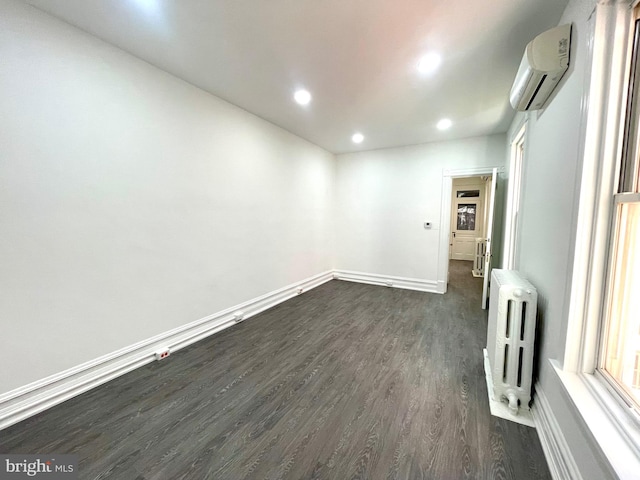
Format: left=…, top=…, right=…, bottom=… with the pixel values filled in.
left=437, top=166, right=504, bottom=294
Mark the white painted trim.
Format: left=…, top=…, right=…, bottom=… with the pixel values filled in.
left=442, top=166, right=505, bottom=178
left=508, top=113, right=529, bottom=145
left=438, top=166, right=505, bottom=296
left=438, top=174, right=454, bottom=294
left=333, top=270, right=439, bottom=293
left=552, top=361, right=640, bottom=480
left=503, top=122, right=527, bottom=270
left=0, top=270, right=333, bottom=430
left=564, top=0, right=632, bottom=374
left=531, top=383, right=584, bottom=480
left=481, top=168, right=498, bottom=310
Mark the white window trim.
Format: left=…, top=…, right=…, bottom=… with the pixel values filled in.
left=552, top=360, right=640, bottom=479
left=560, top=1, right=640, bottom=478
left=503, top=121, right=527, bottom=270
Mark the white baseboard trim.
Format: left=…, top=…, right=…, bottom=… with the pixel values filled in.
left=0, top=270, right=333, bottom=431
left=333, top=270, right=440, bottom=294
left=531, top=384, right=583, bottom=480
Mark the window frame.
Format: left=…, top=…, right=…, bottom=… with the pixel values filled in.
left=560, top=0, right=640, bottom=475
left=503, top=122, right=526, bottom=270
left=598, top=192, right=640, bottom=411
left=564, top=1, right=634, bottom=376
left=598, top=12, right=640, bottom=409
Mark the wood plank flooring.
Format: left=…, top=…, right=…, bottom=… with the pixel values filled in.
left=0, top=261, right=551, bottom=479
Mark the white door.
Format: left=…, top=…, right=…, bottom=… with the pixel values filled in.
left=450, top=178, right=486, bottom=261
left=482, top=168, right=498, bottom=309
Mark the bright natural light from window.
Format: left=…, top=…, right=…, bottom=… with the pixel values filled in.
left=417, top=53, right=441, bottom=75
left=602, top=200, right=640, bottom=407
left=351, top=133, right=364, bottom=144
left=437, top=118, right=452, bottom=130
left=294, top=89, right=312, bottom=105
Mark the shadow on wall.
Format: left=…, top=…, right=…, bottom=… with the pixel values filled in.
left=533, top=294, right=549, bottom=384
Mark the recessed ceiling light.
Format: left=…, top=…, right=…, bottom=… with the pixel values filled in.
left=352, top=133, right=364, bottom=144
left=437, top=118, right=452, bottom=130
left=294, top=89, right=312, bottom=105
left=132, top=0, right=160, bottom=14
left=417, top=53, right=441, bottom=75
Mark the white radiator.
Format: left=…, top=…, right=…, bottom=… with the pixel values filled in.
left=472, top=238, right=487, bottom=277
left=484, top=269, right=537, bottom=423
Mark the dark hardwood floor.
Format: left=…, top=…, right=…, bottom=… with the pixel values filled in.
left=0, top=261, right=551, bottom=479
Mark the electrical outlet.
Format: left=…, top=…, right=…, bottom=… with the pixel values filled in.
left=233, top=311, right=245, bottom=322
left=155, top=348, right=171, bottom=361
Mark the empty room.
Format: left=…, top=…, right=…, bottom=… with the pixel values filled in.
left=1, top=0, right=639, bottom=479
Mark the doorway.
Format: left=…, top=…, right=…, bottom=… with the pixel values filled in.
left=438, top=167, right=499, bottom=308
left=450, top=177, right=488, bottom=262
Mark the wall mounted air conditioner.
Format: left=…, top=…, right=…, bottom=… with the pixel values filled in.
left=509, top=24, right=572, bottom=111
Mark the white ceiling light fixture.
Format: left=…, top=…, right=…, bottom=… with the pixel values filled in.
left=437, top=118, right=452, bottom=130
left=352, top=133, right=364, bottom=144
left=132, top=0, right=161, bottom=15
left=294, top=89, right=312, bottom=105
left=417, top=53, right=442, bottom=75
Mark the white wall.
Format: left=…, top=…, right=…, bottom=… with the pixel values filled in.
left=509, top=0, right=614, bottom=478
left=334, top=135, right=506, bottom=282
left=0, top=0, right=335, bottom=395
left=3, top=10, right=610, bottom=479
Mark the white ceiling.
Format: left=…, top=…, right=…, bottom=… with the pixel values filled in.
left=23, top=0, right=568, bottom=153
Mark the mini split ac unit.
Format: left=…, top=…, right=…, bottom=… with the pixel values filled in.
left=510, top=24, right=572, bottom=111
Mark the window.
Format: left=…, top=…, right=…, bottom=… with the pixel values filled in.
left=456, top=204, right=476, bottom=230
left=503, top=123, right=525, bottom=270
left=600, top=200, right=640, bottom=406
left=598, top=12, right=640, bottom=412
left=557, top=3, right=640, bottom=474
left=456, top=189, right=480, bottom=198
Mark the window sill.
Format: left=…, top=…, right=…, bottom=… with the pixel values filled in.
left=552, top=359, right=640, bottom=480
